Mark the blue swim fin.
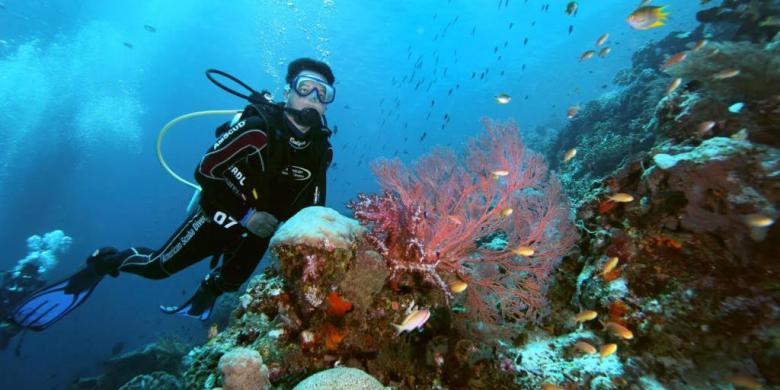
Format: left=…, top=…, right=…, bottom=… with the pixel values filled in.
left=160, top=285, right=216, bottom=321
left=11, top=267, right=105, bottom=331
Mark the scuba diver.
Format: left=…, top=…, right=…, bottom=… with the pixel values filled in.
left=10, top=57, right=337, bottom=330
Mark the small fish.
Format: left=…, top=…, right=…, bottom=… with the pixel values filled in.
left=759, top=16, right=780, bottom=27
left=500, top=208, right=513, bottom=217
left=744, top=213, right=774, bottom=228
left=600, top=343, right=618, bottom=358
left=596, top=33, right=609, bottom=46
left=728, top=102, right=745, bottom=113
left=639, top=0, right=652, bottom=6
left=579, top=50, right=595, bottom=62
left=513, top=246, right=535, bottom=256
left=574, top=310, right=598, bottom=322
left=143, top=24, right=156, bottom=32
left=542, top=383, right=563, bottom=390
left=122, top=42, right=134, bottom=49
left=728, top=375, right=764, bottom=389
left=627, top=5, right=670, bottom=30
left=449, top=280, right=468, bottom=293
left=693, top=39, right=708, bottom=50
left=697, top=121, right=716, bottom=135
left=574, top=341, right=597, bottom=354
left=491, top=169, right=510, bottom=178
left=208, top=323, right=219, bottom=340
left=731, top=128, right=748, bottom=141
left=495, top=93, right=511, bottom=104
left=565, top=1, right=577, bottom=16
left=666, top=77, right=682, bottom=95
left=609, top=193, right=634, bottom=202
left=563, top=148, right=577, bottom=163
left=448, top=215, right=463, bottom=225
left=604, top=322, right=634, bottom=339
left=661, top=51, right=688, bottom=68
left=567, top=105, right=580, bottom=119
left=598, top=47, right=611, bottom=58
left=392, top=309, right=431, bottom=335
left=602, top=256, right=619, bottom=275
left=713, top=69, right=740, bottom=80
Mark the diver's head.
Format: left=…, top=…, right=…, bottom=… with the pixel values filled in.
left=283, top=58, right=335, bottom=131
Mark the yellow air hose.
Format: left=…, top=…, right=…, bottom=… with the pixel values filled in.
left=156, top=109, right=242, bottom=191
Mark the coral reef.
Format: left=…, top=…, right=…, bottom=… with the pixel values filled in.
left=218, top=347, right=270, bottom=390
left=542, top=11, right=780, bottom=388
left=69, top=335, right=191, bottom=390
left=291, top=367, right=385, bottom=390
left=117, top=371, right=182, bottom=390
left=349, top=119, right=577, bottom=337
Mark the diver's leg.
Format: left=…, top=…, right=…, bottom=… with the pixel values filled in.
left=113, top=206, right=242, bottom=279
left=215, top=234, right=271, bottom=292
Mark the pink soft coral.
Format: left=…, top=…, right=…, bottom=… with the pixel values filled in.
left=348, top=118, right=577, bottom=330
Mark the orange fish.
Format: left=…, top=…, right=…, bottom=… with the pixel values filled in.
left=600, top=343, right=618, bottom=358
left=628, top=6, right=670, bottom=30
left=513, top=246, right=535, bottom=256
left=574, top=341, right=597, bottom=354
left=567, top=105, right=581, bottom=119
left=542, top=383, right=563, bottom=390
left=574, top=310, right=598, bottom=322
left=601, top=256, right=619, bottom=275
left=579, top=50, right=595, bottom=62
left=666, top=78, right=682, bottom=95
left=693, top=39, right=708, bottom=50
left=449, top=280, right=468, bottom=293
left=596, top=33, right=609, bottom=46
left=662, top=51, right=688, bottom=68
left=448, top=215, right=463, bottom=225
left=604, top=321, right=634, bottom=339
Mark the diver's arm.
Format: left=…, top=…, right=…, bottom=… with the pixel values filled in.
left=196, top=116, right=271, bottom=220
left=314, top=145, right=333, bottom=206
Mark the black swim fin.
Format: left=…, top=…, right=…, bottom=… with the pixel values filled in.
left=10, top=248, right=118, bottom=331
left=160, top=281, right=217, bottom=321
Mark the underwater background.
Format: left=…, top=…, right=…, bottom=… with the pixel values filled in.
left=1, top=0, right=777, bottom=389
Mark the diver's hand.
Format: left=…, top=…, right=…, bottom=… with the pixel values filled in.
left=240, top=209, right=279, bottom=238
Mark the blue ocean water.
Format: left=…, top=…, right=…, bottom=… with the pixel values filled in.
left=0, top=1, right=703, bottom=388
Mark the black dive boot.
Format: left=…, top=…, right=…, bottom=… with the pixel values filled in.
left=160, top=273, right=221, bottom=320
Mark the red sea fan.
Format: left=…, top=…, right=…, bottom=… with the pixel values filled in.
left=348, top=118, right=577, bottom=331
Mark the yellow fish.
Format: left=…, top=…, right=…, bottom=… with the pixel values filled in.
left=609, top=193, right=634, bottom=203
left=542, top=383, right=563, bottom=390
left=449, top=280, right=468, bottom=293
left=627, top=6, right=670, bottom=30
left=500, top=208, right=513, bottom=217
left=513, top=246, right=535, bottom=256
left=601, top=256, right=619, bottom=275
left=574, top=310, right=598, bottom=322
left=744, top=213, right=774, bottom=228
left=208, top=323, right=219, bottom=340
left=666, top=77, right=682, bottom=95
left=563, top=148, right=577, bottom=163
left=600, top=343, right=618, bottom=358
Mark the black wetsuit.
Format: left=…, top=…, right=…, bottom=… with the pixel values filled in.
left=102, top=103, right=332, bottom=293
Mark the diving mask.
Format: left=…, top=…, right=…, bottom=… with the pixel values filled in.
left=292, top=74, right=336, bottom=104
